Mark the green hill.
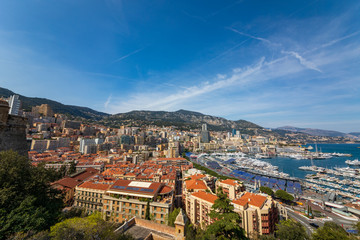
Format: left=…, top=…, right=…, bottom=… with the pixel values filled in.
left=0, top=87, right=109, bottom=119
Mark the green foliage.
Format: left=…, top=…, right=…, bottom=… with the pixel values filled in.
left=59, top=207, right=88, bottom=221
left=260, top=186, right=274, bottom=196
left=168, top=208, right=180, bottom=227
left=68, top=160, right=77, bottom=175
left=205, top=187, right=247, bottom=240
left=355, top=221, right=360, bottom=235
left=145, top=201, right=151, bottom=220
left=312, top=222, right=352, bottom=240
left=275, top=219, right=309, bottom=240
left=275, top=190, right=294, bottom=202
left=49, top=213, right=134, bottom=240
left=0, top=150, right=63, bottom=239
left=259, top=234, right=276, bottom=240
left=185, top=223, right=198, bottom=240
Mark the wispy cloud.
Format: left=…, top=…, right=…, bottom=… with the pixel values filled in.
left=113, top=47, right=144, bottom=63
left=227, top=27, right=274, bottom=45
left=104, top=94, right=112, bottom=109
left=282, top=51, right=322, bottom=73
left=318, top=30, right=360, bottom=50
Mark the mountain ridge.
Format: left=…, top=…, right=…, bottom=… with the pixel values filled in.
left=276, top=126, right=358, bottom=138
left=108, top=109, right=262, bottom=132
left=0, top=87, right=109, bottom=119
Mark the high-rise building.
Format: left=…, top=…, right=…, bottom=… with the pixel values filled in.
left=200, top=123, right=210, bottom=143
left=8, top=95, right=21, bottom=116
left=79, top=138, right=104, bottom=154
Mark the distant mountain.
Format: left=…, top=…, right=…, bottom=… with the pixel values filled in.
left=0, top=87, right=109, bottom=119
left=104, top=109, right=262, bottom=132
left=276, top=126, right=351, bottom=138
left=349, top=132, right=360, bottom=137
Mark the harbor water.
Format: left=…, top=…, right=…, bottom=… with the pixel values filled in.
left=263, top=143, right=360, bottom=179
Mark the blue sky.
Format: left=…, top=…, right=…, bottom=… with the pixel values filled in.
left=0, top=0, right=359, bottom=132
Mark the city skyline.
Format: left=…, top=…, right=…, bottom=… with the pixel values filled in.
left=0, top=0, right=359, bottom=132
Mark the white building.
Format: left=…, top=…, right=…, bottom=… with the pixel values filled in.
left=8, top=95, right=21, bottom=116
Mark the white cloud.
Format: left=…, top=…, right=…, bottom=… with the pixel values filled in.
left=104, top=95, right=112, bottom=109
left=282, top=51, right=322, bottom=73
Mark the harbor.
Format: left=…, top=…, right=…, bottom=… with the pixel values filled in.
left=189, top=144, right=360, bottom=201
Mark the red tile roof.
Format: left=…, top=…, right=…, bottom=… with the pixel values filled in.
left=192, top=191, right=218, bottom=204
left=189, top=174, right=206, bottom=180
left=233, top=192, right=267, bottom=208
left=78, top=181, right=111, bottom=191
left=221, top=179, right=239, bottom=186
left=53, top=177, right=79, bottom=189
left=159, top=185, right=173, bottom=194
left=185, top=179, right=208, bottom=190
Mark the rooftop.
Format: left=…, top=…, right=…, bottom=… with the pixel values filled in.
left=191, top=191, right=218, bottom=204
left=233, top=192, right=267, bottom=208
left=109, top=179, right=163, bottom=196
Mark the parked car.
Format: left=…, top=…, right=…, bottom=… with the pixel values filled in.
left=309, top=222, right=319, bottom=228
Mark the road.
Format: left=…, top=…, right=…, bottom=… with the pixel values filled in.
left=285, top=207, right=322, bottom=236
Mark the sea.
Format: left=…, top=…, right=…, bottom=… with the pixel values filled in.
left=263, top=143, right=360, bottom=179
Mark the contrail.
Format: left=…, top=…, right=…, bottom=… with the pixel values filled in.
left=113, top=47, right=144, bottom=63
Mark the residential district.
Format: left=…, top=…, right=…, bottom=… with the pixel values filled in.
left=0, top=95, right=359, bottom=239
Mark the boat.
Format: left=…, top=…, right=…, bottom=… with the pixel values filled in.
left=345, top=159, right=360, bottom=166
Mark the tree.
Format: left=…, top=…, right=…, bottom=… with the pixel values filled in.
left=68, top=160, right=77, bottom=175
left=205, top=187, right=247, bottom=240
left=312, top=222, right=353, bottom=240
left=355, top=221, right=360, bottom=235
left=49, top=213, right=134, bottom=240
left=0, top=150, right=63, bottom=239
left=260, top=186, right=274, bottom=196
left=275, top=219, right=309, bottom=240
left=168, top=208, right=180, bottom=227
left=275, top=190, right=294, bottom=202
left=145, top=201, right=151, bottom=220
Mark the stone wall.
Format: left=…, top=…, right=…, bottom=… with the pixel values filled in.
left=0, top=115, right=28, bottom=155
left=135, top=218, right=176, bottom=236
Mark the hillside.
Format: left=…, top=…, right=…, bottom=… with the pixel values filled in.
left=100, top=109, right=263, bottom=132
left=0, top=87, right=109, bottom=119
left=276, top=126, right=351, bottom=138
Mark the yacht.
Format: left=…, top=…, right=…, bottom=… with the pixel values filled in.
left=345, top=159, right=360, bottom=166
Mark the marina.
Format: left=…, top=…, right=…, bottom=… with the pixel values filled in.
left=189, top=144, right=360, bottom=201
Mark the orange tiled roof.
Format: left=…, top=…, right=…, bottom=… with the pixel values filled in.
left=192, top=191, right=218, bottom=204
left=233, top=192, right=267, bottom=208
left=221, top=179, right=238, bottom=186
left=185, top=179, right=208, bottom=190
left=159, top=185, right=173, bottom=194
left=53, top=177, right=79, bottom=189
left=78, top=181, right=111, bottom=191
left=190, top=174, right=206, bottom=180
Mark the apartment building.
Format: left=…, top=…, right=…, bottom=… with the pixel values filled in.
left=185, top=191, right=218, bottom=228
left=215, top=179, right=245, bottom=200
left=102, top=180, right=174, bottom=224
left=184, top=189, right=282, bottom=237
left=232, top=192, right=279, bottom=237
left=74, top=181, right=112, bottom=214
